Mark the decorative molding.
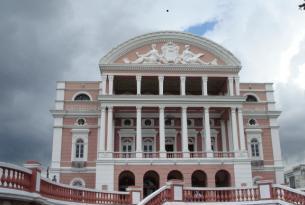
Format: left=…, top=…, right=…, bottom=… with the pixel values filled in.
left=100, top=63, right=240, bottom=73
left=99, top=31, right=241, bottom=66
left=122, top=42, right=219, bottom=65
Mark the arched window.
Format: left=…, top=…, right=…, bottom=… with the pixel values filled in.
left=251, top=138, right=260, bottom=157
left=167, top=170, right=183, bottom=181
left=71, top=178, right=85, bottom=187
left=191, top=170, right=207, bottom=187
left=75, top=139, right=84, bottom=158
left=143, top=171, right=159, bottom=197
left=246, top=95, right=258, bottom=102
left=74, top=93, right=90, bottom=101
left=215, top=170, right=231, bottom=187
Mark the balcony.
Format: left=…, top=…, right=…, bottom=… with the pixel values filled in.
left=98, top=95, right=245, bottom=107
left=105, top=151, right=236, bottom=159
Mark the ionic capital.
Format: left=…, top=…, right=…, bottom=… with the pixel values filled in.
left=108, top=75, right=114, bottom=81
left=136, top=75, right=142, bottom=81
left=158, top=75, right=164, bottom=81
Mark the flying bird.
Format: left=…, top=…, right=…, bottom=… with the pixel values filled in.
left=299, top=0, right=305, bottom=10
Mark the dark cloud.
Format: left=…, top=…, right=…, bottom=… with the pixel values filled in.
left=0, top=0, right=304, bottom=170
left=0, top=0, right=148, bottom=166
left=278, top=84, right=305, bottom=166
left=0, top=0, right=83, bottom=166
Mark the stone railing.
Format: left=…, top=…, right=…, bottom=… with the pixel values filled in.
left=272, top=184, right=305, bottom=204
left=0, top=161, right=136, bottom=205
left=138, top=180, right=305, bottom=205
left=183, top=186, right=259, bottom=202
left=111, top=151, right=235, bottom=159
left=0, top=162, right=32, bottom=192
left=3, top=161, right=305, bottom=205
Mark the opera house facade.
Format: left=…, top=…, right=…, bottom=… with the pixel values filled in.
left=49, top=31, right=284, bottom=197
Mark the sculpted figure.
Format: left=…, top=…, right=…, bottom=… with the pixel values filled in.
left=131, top=44, right=161, bottom=64
left=180, top=45, right=208, bottom=64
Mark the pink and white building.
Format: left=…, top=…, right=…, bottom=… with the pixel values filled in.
left=49, top=31, right=284, bottom=197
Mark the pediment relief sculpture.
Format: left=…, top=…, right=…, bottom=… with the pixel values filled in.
left=123, top=42, right=218, bottom=65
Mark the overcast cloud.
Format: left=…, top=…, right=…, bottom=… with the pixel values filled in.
left=0, top=0, right=304, bottom=169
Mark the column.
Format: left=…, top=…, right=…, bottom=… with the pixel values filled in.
left=228, top=77, right=234, bottom=96
left=159, top=106, right=166, bottom=158
left=227, top=115, right=233, bottom=151
left=204, top=107, right=212, bottom=155
left=106, top=106, right=113, bottom=153
left=158, top=76, right=164, bottom=95
left=108, top=75, right=114, bottom=95
left=136, top=106, right=142, bottom=158
left=237, top=108, right=246, bottom=151
left=180, top=76, right=186, bottom=96
left=99, top=106, right=106, bottom=153
left=234, top=76, right=240, bottom=96
left=202, top=76, right=208, bottom=96
left=136, top=75, right=141, bottom=95
left=101, top=75, right=107, bottom=95
left=220, top=120, right=227, bottom=152
left=181, top=106, right=189, bottom=156
left=231, top=107, right=239, bottom=152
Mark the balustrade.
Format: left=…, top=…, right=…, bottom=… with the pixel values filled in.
left=183, top=187, right=259, bottom=202
left=40, top=179, right=130, bottom=204
left=0, top=163, right=31, bottom=191
left=111, top=151, right=236, bottom=159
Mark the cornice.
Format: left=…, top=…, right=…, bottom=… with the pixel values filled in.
left=243, top=110, right=281, bottom=118
left=100, top=63, right=241, bottom=74
left=98, top=95, right=245, bottom=108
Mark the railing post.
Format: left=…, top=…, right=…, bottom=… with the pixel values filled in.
left=167, top=180, right=184, bottom=202
left=257, top=180, right=273, bottom=200
left=24, top=160, right=42, bottom=193
left=127, top=186, right=142, bottom=205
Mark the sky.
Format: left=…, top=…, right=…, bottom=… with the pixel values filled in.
left=0, top=0, right=304, bottom=170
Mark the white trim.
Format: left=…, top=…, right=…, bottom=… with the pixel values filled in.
left=72, top=91, right=92, bottom=101
left=246, top=129, right=264, bottom=161
left=70, top=177, right=86, bottom=187
left=121, top=118, right=134, bottom=127
left=0, top=162, right=32, bottom=174
left=142, top=118, right=154, bottom=127
left=51, top=117, right=63, bottom=169
left=99, top=31, right=241, bottom=66
left=71, top=129, right=90, bottom=162
left=75, top=117, right=87, bottom=126
left=243, top=92, right=260, bottom=102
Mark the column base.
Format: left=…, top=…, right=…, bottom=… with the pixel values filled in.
left=206, top=152, right=213, bottom=158
left=136, top=152, right=142, bottom=158
left=183, top=152, right=190, bottom=158
left=159, top=152, right=166, bottom=158
left=235, top=150, right=248, bottom=158
left=99, top=152, right=113, bottom=158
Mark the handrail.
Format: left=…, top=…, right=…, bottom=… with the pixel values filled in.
left=183, top=186, right=259, bottom=202
left=272, top=184, right=305, bottom=204
left=0, top=163, right=32, bottom=191
left=138, top=185, right=171, bottom=205
left=40, top=178, right=130, bottom=204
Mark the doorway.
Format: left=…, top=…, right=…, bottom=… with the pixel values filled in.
left=143, top=171, right=160, bottom=197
